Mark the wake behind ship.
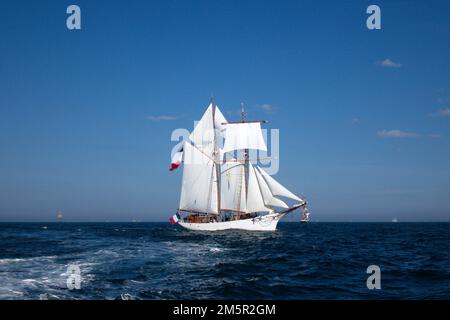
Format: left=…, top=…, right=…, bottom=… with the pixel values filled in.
left=169, top=99, right=309, bottom=231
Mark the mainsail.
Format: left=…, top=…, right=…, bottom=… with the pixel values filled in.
left=179, top=142, right=218, bottom=213
left=180, top=102, right=223, bottom=214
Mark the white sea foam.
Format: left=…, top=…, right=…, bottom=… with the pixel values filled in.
left=0, top=258, right=26, bottom=265
left=0, top=255, right=57, bottom=265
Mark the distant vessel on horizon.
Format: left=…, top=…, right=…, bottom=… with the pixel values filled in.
left=392, top=218, right=398, bottom=223
left=168, top=98, right=309, bottom=231
left=56, top=210, right=63, bottom=222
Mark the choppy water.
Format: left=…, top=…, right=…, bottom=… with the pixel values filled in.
left=0, top=222, right=449, bottom=300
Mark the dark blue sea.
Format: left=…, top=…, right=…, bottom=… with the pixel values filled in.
left=0, top=222, right=449, bottom=300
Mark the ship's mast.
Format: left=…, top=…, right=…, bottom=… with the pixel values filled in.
left=241, top=103, right=249, bottom=204
left=211, top=95, right=222, bottom=221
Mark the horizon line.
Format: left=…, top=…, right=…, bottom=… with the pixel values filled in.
left=0, top=220, right=449, bottom=223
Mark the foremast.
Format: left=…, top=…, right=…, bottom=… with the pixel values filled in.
left=211, top=95, right=222, bottom=222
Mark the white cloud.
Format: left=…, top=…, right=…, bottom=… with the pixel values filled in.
left=378, top=58, right=402, bottom=68
left=436, top=108, right=450, bottom=117
left=256, top=104, right=276, bottom=114
left=260, top=104, right=273, bottom=112
left=428, top=134, right=441, bottom=139
left=377, top=129, right=419, bottom=138
left=147, top=115, right=179, bottom=121
left=352, top=117, right=361, bottom=125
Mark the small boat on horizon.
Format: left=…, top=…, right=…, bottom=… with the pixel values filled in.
left=168, top=98, right=309, bottom=231
left=56, top=210, right=63, bottom=222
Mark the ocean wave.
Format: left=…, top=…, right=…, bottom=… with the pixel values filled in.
left=0, top=255, right=57, bottom=265
left=0, top=222, right=448, bottom=299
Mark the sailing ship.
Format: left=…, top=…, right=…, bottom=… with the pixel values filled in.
left=56, top=210, right=63, bottom=222
left=169, top=98, right=309, bottom=231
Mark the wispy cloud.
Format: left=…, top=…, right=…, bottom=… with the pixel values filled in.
left=351, top=117, right=361, bottom=125
left=378, top=58, right=402, bottom=68
left=256, top=103, right=276, bottom=114
left=377, top=129, right=419, bottom=138
left=428, top=134, right=441, bottom=139
left=437, top=98, right=450, bottom=104
left=432, top=108, right=450, bottom=117
left=147, top=115, right=179, bottom=121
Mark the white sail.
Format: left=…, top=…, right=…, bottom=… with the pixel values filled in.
left=256, top=167, right=303, bottom=202
left=179, top=142, right=218, bottom=213
left=220, top=161, right=246, bottom=212
left=254, top=166, right=288, bottom=208
left=214, top=106, right=227, bottom=136
left=222, top=122, right=267, bottom=153
left=246, top=164, right=269, bottom=212
left=189, top=103, right=215, bottom=156
left=210, top=164, right=218, bottom=213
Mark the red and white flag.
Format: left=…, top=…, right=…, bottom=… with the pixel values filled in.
left=170, top=212, right=181, bottom=224
left=169, top=150, right=183, bottom=171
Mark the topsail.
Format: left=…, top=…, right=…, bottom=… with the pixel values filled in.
left=189, top=104, right=215, bottom=157
left=222, top=122, right=267, bottom=153
left=214, top=106, right=228, bottom=136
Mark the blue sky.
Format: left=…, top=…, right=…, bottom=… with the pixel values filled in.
left=0, top=0, right=449, bottom=221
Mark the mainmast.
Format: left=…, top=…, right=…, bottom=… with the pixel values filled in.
left=241, top=103, right=249, bottom=203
